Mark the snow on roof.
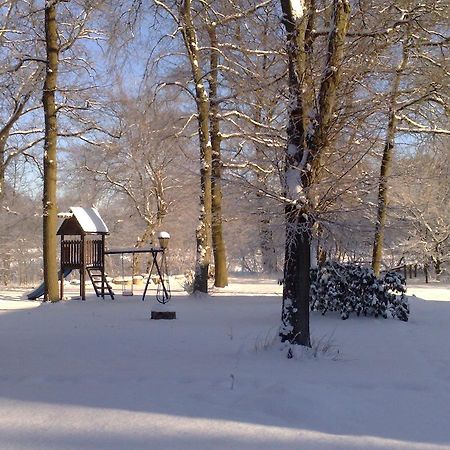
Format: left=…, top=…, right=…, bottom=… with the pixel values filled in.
left=69, top=207, right=109, bottom=234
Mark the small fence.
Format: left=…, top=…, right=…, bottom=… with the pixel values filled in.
left=387, top=263, right=432, bottom=283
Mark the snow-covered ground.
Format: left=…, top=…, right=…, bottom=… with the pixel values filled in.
left=0, top=277, right=449, bottom=450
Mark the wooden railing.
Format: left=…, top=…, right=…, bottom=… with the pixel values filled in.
left=85, top=240, right=103, bottom=268
left=61, top=240, right=82, bottom=267
left=61, top=239, right=103, bottom=268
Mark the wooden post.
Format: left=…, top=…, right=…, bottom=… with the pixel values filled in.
left=60, top=235, right=64, bottom=300
left=101, top=234, right=105, bottom=298
left=81, top=234, right=86, bottom=300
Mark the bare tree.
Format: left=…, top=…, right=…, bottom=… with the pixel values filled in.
left=0, top=1, right=45, bottom=203
left=82, top=95, right=181, bottom=253
left=371, top=1, right=449, bottom=275
left=279, top=0, right=351, bottom=348
left=395, top=140, right=450, bottom=276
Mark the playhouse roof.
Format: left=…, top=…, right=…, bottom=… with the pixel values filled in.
left=57, top=207, right=109, bottom=235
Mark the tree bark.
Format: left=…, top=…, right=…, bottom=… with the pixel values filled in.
left=282, top=211, right=311, bottom=346
left=258, top=200, right=277, bottom=273
left=208, top=25, right=228, bottom=288
left=280, top=0, right=350, bottom=347
left=279, top=0, right=313, bottom=347
left=254, top=109, right=277, bottom=273
left=42, top=2, right=59, bottom=302
left=180, top=0, right=212, bottom=293
left=0, top=148, right=5, bottom=204
left=372, top=35, right=409, bottom=276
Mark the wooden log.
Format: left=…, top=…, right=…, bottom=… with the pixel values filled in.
left=151, top=311, right=176, bottom=320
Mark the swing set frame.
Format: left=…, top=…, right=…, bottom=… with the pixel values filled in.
left=105, top=247, right=171, bottom=302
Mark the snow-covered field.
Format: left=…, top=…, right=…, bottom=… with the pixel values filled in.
left=0, top=277, right=449, bottom=450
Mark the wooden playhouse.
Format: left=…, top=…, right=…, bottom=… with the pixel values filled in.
left=57, top=207, right=114, bottom=300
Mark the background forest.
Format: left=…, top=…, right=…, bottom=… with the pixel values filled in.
left=0, top=0, right=448, bottom=289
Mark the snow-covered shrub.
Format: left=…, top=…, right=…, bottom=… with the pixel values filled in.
left=310, top=262, right=409, bottom=321
left=381, top=270, right=409, bottom=321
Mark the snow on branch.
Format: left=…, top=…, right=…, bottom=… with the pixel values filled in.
left=397, top=126, right=450, bottom=136
left=222, top=161, right=274, bottom=174
left=397, top=115, right=450, bottom=135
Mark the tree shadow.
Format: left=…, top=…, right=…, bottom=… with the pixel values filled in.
left=0, top=292, right=449, bottom=449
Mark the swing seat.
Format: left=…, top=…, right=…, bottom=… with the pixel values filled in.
left=113, top=277, right=133, bottom=286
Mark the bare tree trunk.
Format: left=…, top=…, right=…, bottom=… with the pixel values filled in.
left=255, top=146, right=277, bottom=273
left=180, top=0, right=212, bottom=293
left=258, top=205, right=277, bottom=272
left=254, top=103, right=277, bottom=273
left=282, top=212, right=311, bottom=346
left=135, top=173, right=168, bottom=273
left=280, top=0, right=313, bottom=347
left=42, top=2, right=59, bottom=302
left=0, top=148, right=5, bottom=204
left=0, top=123, right=19, bottom=204
left=208, top=25, right=228, bottom=288
left=432, top=256, right=442, bottom=276
left=372, top=36, right=409, bottom=276
left=280, top=0, right=350, bottom=347
left=371, top=114, right=397, bottom=276
left=133, top=223, right=155, bottom=274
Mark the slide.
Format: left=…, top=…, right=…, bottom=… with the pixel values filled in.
left=27, top=268, right=72, bottom=300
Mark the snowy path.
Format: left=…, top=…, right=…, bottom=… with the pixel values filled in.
left=0, top=279, right=449, bottom=449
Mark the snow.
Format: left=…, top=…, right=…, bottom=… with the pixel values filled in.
left=285, top=167, right=305, bottom=202
left=290, top=0, right=305, bottom=20
left=65, top=207, right=109, bottom=234
left=0, top=277, right=449, bottom=449
left=287, top=144, right=297, bottom=156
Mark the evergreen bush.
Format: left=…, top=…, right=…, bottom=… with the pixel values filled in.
left=310, top=262, right=409, bottom=321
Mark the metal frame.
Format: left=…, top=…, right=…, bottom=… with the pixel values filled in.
left=105, top=247, right=170, bottom=302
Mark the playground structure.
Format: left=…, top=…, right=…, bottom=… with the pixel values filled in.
left=28, top=207, right=170, bottom=302
left=57, top=207, right=112, bottom=300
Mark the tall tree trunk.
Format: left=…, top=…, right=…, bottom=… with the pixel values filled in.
left=208, top=25, right=228, bottom=288
left=280, top=0, right=313, bottom=347
left=0, top=147, right=5, bottom=204
left=258, top=202, right=277, bottom=273
left=42, top=2, right=59, bottom=302
left=135, top=174, right=168, bottom=273
left=280, top=0, right=350, bottom=347
left=372, top=36, right=409, bottom=276
left=253, top=16, right=278, bottom=274
left=282, top=212, right=311, bottom=346
left=255, top=143, right=277, bottom=273
left=180, top=0, right=212, bottom=293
